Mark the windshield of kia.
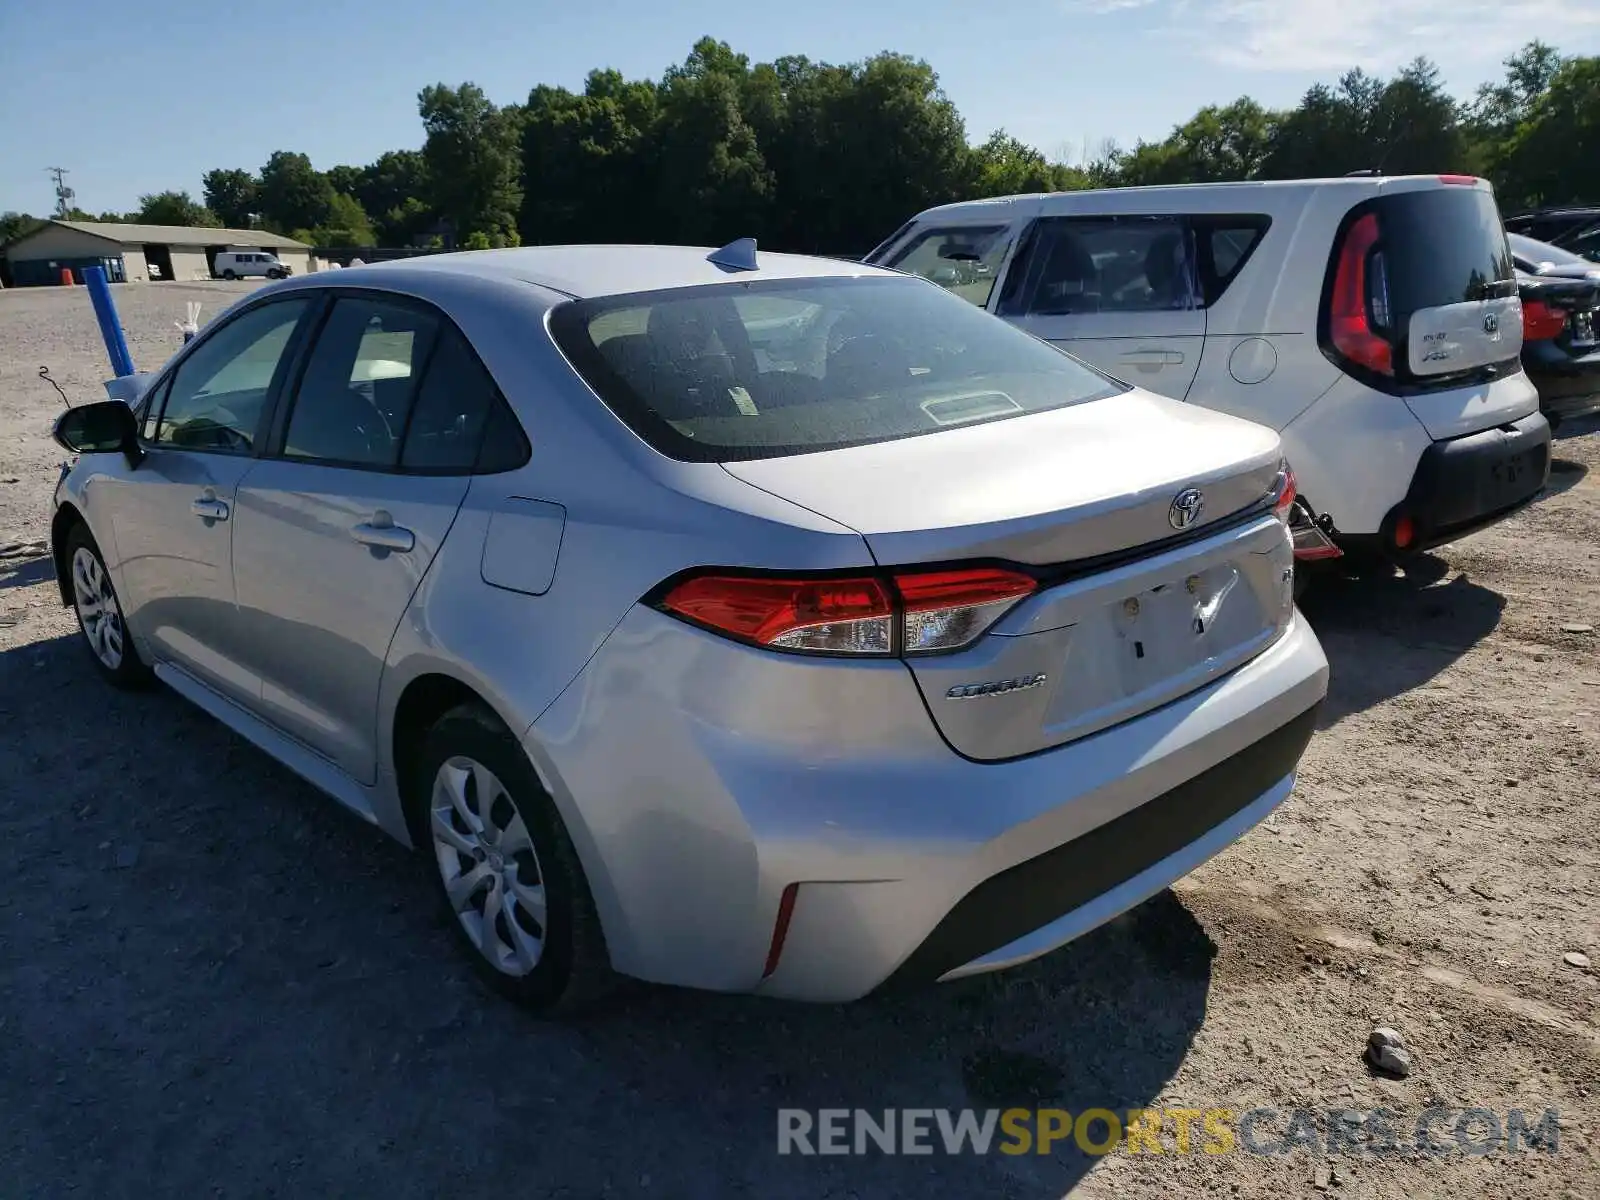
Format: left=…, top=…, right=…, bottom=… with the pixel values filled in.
left=548, top=275, right=1124, bottom=461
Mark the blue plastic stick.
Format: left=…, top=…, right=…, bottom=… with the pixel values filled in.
left=83, top=266, right=136, bottom=378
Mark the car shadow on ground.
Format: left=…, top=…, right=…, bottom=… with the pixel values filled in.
left=1546, top=455, right=1590, bottom=497
left=0, top=633, right=1213, bottom=1199
left=1298, top=559, right=1506, bottom=728
left=0, top=551, right=56, bottom=592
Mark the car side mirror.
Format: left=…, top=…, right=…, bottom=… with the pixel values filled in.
left=52, top=400, right=143, bottom=467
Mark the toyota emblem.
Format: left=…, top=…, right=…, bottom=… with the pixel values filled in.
left=1168, top=488, right=1205, bottom=530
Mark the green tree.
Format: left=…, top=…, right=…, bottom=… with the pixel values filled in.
left=0, top=212, right=44, bottom=245
left=135, top=190, right=220, bottom=227
left=1117, top=98, right=1279, bottom=185
left=419, top=82, right=523, bottom=246
left=1496, top=55, right=1600, bottom=206
left=652, top=40, right=774, bottom=246
left=969, top=131, right=1085, bottom=196
left=521, top=70, right=660, bottom=244
left=257, top=150, right=337, bottom=234
left=293, top=192, right=377, bottom=247
left=346, top=150, right=434, bottom=244
left=202, top=168, right=260, bottom=228
left=1471, top=41, right=1565, bottom=138
left=1365, top=58, right=1470, bottom=176
left=325, top=164, right=364, bottom=198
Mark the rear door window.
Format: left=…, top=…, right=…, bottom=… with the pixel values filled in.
left=997, top=216, right=1199, bottom=316
left=280, top=296, right=441, bottom=468
left=885, top=225, right=1012, bottom=308
left=1192, top=216, right=1270, bottom=306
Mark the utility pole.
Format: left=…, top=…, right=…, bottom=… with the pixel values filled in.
left=45, top=167, right=75, bottom=218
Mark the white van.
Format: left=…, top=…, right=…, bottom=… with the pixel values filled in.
left=214, top=250, right=292, bottom=280
left=868, top=176, right=1551, bottom=570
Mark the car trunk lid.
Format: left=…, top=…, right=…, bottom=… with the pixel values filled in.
left=723, top=393, right=1296, bottom=760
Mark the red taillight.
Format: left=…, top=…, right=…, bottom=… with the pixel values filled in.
left=1522, top=298, right=1569, bottom=341
left=658, top=566, right=1038, bottom=656
left=1327, top=212, right=1393, bottom=376
left=1272, top=466, right=1297, bottom=524
left=1438, top=174, right=1479, bottom=186
left=661, top=574, right=893, bottom=653
left=895, top=567, right=1037, bottom=653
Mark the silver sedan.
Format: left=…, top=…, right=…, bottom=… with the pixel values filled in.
left=49, top=242, right=1328, bottom=1011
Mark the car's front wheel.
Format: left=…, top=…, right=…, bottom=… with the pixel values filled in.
left=66, top=525, right=151, bottom=688
left=409, top=703, right=613, bottom=1014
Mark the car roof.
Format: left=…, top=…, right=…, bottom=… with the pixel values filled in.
left=909, top=174, right=1488, bottom=223
left=349, top=243, right=895, bottom=299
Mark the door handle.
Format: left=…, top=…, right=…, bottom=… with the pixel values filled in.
left=1119, top=348, right=1184, bottom=365
left=191, top=497, right=229, bottom=521
left=351, top=513, right=414, bottom=553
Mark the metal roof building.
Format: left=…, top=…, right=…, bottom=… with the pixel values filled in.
left=1, top=220, right=313, bottom=286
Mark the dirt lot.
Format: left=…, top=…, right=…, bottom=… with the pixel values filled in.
left=1, top=280, right=1596, bottom=1199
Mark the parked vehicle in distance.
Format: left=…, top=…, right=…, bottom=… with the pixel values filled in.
left=214, top=249, right=292, bottom=280
left=1511, top=234, right=1600, bottom=427
left=1509, top=232, right=1600, bottom=280
left=868, top=176, right=1552, bottom=572
left=1504, top=206, right=1600, bottom=253
left=48, top=242, right=1328, bottom=1012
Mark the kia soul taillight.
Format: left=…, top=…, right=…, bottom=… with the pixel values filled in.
left=656, top=567, right=1038, bottom=657
left=1326, top=211, right=1394, bottom=377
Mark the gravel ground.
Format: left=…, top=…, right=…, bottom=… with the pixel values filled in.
left=1, top=280, right=1596, bottom=1199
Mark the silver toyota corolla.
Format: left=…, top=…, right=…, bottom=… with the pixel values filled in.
left=49, top=242, right=1329, bottom=1012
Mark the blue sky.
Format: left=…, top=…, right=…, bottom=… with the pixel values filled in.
left=2, top=0, right=1597, bottom=217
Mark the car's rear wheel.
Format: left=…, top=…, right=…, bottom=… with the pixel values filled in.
left=66, top=525, right=151, bottom=688
left=409, top=703, right=613, bottom=1014
left=222, top=269, right=237, bottom=280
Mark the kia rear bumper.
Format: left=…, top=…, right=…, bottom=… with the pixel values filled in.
left=1345, top=411, right=1552, bottom=556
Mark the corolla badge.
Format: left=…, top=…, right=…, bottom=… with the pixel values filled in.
left=946, top=673, right=1047, bottom=700
left=1483, top=312, right=1500, bottom=336
left=1168, top=487, right=1205, bottom=530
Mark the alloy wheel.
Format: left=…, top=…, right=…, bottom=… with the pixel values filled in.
left=71, top=546, right=124, bottom=671
left=430, top=756, right=548, bottom=977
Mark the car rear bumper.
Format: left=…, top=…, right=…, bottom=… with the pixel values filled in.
left=1525, top=345, right=1600, bottom=420
left=1341, top=411, right=1552, bottom=556
left=526, top=607, right=1329, bottom=1002
left=881, top=702, right=1316, bottom=988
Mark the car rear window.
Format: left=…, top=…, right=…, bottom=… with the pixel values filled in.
left=1367, top=188, right=1516, bottom=320
left=547, top=275, right=1124, bottom=462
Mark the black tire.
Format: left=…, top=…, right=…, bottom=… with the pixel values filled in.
left=266, top=268, right=283, bottom=280
left=407, top=703, right=613, bottom=1014
left=63, top=523, right=152, bottom=689
left=222, top=269, right=237, bottom=280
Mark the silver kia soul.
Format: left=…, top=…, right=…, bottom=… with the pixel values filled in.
left=49, top=243, right=1329, bottom=1012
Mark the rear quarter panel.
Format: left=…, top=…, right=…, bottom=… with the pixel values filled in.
left=363, top=276, right=879, bottom=846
